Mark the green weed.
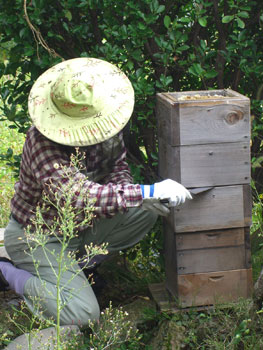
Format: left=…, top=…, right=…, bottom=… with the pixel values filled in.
left=0, top=121, right=24, bottom=227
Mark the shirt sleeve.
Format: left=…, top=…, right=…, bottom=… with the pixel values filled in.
left=102, top=133, right=134, bottom=185
left=30, top=132, right=143, bottom=220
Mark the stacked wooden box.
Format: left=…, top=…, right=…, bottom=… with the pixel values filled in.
left=156, top=89, right=253, bottom=308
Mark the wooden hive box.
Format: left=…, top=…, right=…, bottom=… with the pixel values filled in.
left=157, top=89, right=251, bottom=188
left=163, top=221, right=253, bottom=308
left=157, top=89, right=250, bottom=146
left=155, top=89, right=253, bottom=308
left=167, top=185, right=252, bottom=233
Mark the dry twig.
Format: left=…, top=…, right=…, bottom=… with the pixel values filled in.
left=23, top=0, right=64, bottom=60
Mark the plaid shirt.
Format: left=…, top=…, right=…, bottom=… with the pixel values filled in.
left=11, top=126, right=143, bottom=228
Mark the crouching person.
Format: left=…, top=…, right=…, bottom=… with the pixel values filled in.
left=0, top=58, right=192, bottom=326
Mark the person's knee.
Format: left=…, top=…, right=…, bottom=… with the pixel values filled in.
left=60, top=290, right=100, bottom=326
left=25, top=271, right=101, bottom=326
left=83, top=299, right=100, bottom=324
left=60, top=302, right=100, bottom=326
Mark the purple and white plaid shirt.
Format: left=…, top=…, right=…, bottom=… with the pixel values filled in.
left=11, top=126, right=143, bottom=229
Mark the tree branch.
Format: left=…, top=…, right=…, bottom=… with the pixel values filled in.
left=90, top=9, right=102, bottom=45
left=23, top=0, right=63, bottom=60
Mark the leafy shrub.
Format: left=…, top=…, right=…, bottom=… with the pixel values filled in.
left=1, top=0, right=263, bottom=270
left=0, top=0, right=263, bottom=182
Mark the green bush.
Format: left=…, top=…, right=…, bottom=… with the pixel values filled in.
left=0, top=0, right=263, bottom=182
left=1, top=0, right=263, bottom=271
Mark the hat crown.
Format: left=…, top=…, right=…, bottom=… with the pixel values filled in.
left=51, top=70, right=104, bottom=118
left=28, top=57, right=134, bottom=146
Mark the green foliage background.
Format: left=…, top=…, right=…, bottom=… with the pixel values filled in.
left=1, top=0, right=263, bottom=184
left=1, top=3, right=263, bottom=347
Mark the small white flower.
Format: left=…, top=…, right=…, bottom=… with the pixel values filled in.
left=54, top=163, right=59, bottom=169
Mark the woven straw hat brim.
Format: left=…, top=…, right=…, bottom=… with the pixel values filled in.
left=28, top=58, right=134, bottom=146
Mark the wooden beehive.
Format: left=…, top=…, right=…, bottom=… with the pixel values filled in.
left=156, top=89, right=253, bottom=308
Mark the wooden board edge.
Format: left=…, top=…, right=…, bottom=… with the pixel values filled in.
left=148, top=282, right=253, bottom=313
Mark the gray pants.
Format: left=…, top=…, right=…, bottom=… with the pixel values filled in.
left=4, top=208, right=157, bottom=326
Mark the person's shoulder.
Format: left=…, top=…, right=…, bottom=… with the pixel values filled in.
left=26, top=125, right=40, bottom=141
left=24, top=127, right=61, bottom=160
left=26, top=126, right=54, bottom=146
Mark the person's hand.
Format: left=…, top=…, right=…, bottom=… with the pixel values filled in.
left=140, top=179, right=192, bottom=207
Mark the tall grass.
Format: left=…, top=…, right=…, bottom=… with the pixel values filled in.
left=0, top=121, right=25, bottom=227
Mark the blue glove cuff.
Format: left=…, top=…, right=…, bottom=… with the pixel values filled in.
left=140, top=185, right=154, bottom=198
left=150, top=184, right=154, bottom=197
left=140, top=185, right=145, bottom=198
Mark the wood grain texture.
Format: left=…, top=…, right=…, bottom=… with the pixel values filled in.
left=164, top=220, right=178, bottom=295
left=157, top=89, right=252, bottom=308
left=244, top=227, right=252, bottom=270
left=149, top=282, right=218, bottom=312
left=156, top=89, right=250, bottom=146
left=176, top=245, right=249, bottom=274
left=175, top=228, right=245, bottom=250
left=166, top=185, right=251, bottom=233
left=175, top=268, right=253, bottom=307
left=164, top=225, right=251, bottom=274
left=156, top=96, right=181, bottom=145
left=148, top=283, right=177, bottom=312
left=243, top=185, right=253, bottom=226
left=158, top=139, right=251, bottom=188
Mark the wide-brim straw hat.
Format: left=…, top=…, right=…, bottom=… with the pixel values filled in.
left=28, top=57, right=134, bottom=146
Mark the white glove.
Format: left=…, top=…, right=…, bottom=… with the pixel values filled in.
left=140, top=179, right=192, bottom=207
left=141, top=198, right=170, bottom=217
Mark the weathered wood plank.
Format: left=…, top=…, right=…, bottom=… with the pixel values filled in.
left=175, top=228, right=245, bottom=250
left=164, top=220, right=178, bottom=295
left=156, top=89, right=250, bottom=146
left=158, top=139, right=250, bottom=188
left=168, top=89, right=249, bottom=99
left=177, top=245, right=250, bottom=274
left=167, top=185, right=251, bottom=233
left=244, top=227, right=252, bottom=272
left=175, top=268, right=253, bottom=308
left=164, top=224, right=251, bottom=273
left=149, top=282, right=218, bottom=312
left=148, top=282, right=177, bottom=312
